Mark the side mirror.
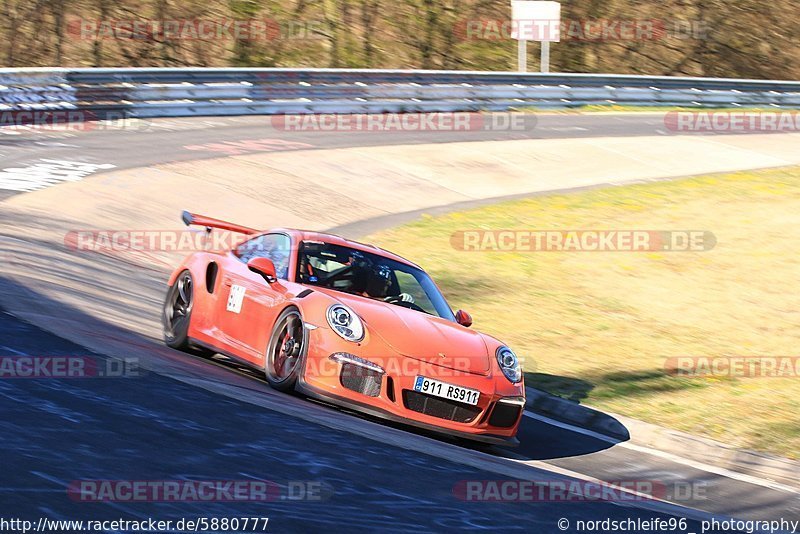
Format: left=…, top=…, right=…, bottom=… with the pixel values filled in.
left=455, top=309, right=472, bottom=327
left=247, top=257, right=277, bottom=283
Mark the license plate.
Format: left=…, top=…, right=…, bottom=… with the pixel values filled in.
left=413, top=376, right=480, bottom=406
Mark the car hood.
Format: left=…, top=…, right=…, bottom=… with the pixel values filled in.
left=321, top=290, right=491, bottom=375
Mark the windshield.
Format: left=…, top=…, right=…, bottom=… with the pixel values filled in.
left=296, top=241, right=456, bottom=321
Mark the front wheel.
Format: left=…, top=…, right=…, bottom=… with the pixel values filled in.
left=163, top=271, right=215, bottom=357
left=265, top=307, right=307, bottom=392
left=163, top=270, right=195, bottom=350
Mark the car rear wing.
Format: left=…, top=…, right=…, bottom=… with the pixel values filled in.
left=181, top=210, right=259, bottom=235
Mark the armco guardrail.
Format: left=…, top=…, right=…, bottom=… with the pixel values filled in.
left=1, top=67, right=800, bottom=120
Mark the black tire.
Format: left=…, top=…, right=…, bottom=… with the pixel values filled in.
left=163, top=270, right=195, bottom=351
left=265, top=307, right=307, bottom=392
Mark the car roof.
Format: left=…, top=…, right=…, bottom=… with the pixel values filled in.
left=268, top=228, right=422, bottom=269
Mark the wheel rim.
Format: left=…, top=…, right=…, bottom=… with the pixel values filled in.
left=268, top=311, right=304, bottom=382
left=165, top=273, right=193, bottom=338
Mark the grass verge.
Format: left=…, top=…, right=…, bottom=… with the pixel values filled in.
left=368, top=166, right=800, bottom=459
left=513, top=105, right=800, bottom=113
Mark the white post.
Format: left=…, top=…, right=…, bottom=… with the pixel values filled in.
left=511, top=1, right=560, bottom=73
left=540, top=40, right=550, bottom=73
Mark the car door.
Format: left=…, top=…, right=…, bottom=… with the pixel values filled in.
left=218, top=232, right=292, bottom=364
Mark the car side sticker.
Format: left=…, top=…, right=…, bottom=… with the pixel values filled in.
left=226, top=284, right=246, bottom=313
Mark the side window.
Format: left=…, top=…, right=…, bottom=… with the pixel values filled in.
left=395, top=271, right=436, bottom=315
left=235, top=234, right=291, bottom=280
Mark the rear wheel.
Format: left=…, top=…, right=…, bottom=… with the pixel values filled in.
left=265, top=307, right=307, bottom=392
left=163, top=270, right=195, bottom=351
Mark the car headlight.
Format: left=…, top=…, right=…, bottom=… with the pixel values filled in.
left=496, top=346, right=522, bottom=383
left=326, top=304, right=364, bottom=342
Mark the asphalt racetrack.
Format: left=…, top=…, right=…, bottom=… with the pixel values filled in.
left=1, top=113, right=798, bottom=532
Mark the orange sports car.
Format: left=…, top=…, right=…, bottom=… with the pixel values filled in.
left=163, top=211, right=526, bottom=446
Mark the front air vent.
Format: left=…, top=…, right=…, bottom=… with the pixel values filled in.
left=340, top=363, right=382, bottom=397
left=402, top=390, right=481, bottom=423
left=386, top=376, right=396, bottom=402
left=488, top=402, right=523, bottom=428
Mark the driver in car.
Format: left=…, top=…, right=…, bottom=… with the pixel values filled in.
left=350, top=262, right=415, bottom=303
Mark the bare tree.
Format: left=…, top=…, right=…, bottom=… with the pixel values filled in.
left=360, top=0, right=379, bottom=66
